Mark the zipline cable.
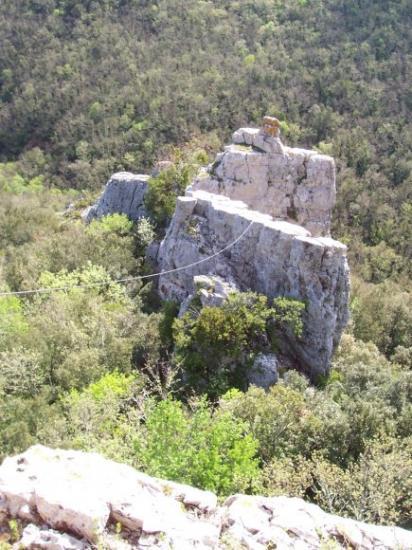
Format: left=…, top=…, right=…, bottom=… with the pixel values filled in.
left=0, top=220, right=254, bottom=298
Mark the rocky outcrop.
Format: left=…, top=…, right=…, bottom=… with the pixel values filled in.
left=190, top=127, right=336, bottom=237
left=1, top=446, right=411, bottom=550
left=222, top=494, right=412, bottom=550
left=85, top=172, right=150, bottom=222
left=158, top=122, right=349, bottom=378
left=158, top=191, right=349, bottom=378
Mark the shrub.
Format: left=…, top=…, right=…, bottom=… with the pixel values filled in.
left=86, top=213, right=133, bottom=236
left=173, top=292, right=304, bottom=397
left=134, top=397, right=260, bottom=495
left=144, top=162, right=195, bottom=227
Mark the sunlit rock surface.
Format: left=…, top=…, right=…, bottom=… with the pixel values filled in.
left=1, top=446, right=410, bottom=550
left=158, top=191, right=349, bottom=378
left=158, top=125, right=349, bottom=378
left=85, top=172, right=150, bottom=222
left=190, top=127, right=336, bottom=237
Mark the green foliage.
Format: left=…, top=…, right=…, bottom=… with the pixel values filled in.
left=40, top=375, right=259, bottom=495
left=220, top=335, right=412, bottom=523
left=134, top=398, right=260, bottom=495
left=173, top=292, right=304, bottom=397
left=0, top=296, right=28, bottom=347
left=61, top=371, right=142, bottom=448
left=86, top=213, right=133, bottom=236
left=0, top=186, right=139, bottom=291
left=37, top=263, right=128, bottom=302
left=221, top=383, right=320, bottom=462
left=351, top=276, right=412, bottom=355
left=263, top=438, right=412, bottom=526
left=0, top=163, right=44, bottom=194
left=135, top=217, right=156, bottom=253
left=272, top=297, right=305, bottom=337
left=0, top=348, right=43, bottom=397
left=86, top=371, right=136, bottom=402
left=144, top=161, right=197, bottom=227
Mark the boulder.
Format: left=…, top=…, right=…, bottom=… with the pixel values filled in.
left=222, top=495, right=412, bottom=550
left=85, top=172, right=150, bottom=222
left=248, top=353, right=279, bottom=389
left=158, top=191, right=349, bottom=378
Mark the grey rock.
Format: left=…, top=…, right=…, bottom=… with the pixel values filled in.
left=1, top=447, right=411, bottom=550
left=145, top=241, right=160, bottom=263
left=158, top=191, right=349, bottom=378
left=0, top=446, right=220, bottom=549
left=15, top=524, right=87, bottom=549
left=221, top=494, right=412, bottom=550
left=194, top=275, right=238, bottom=308
left=191, top=128, right=335, bottom=237
left=158, top=127, right=349, bottom=377
left=248, top=353, right=279, bottom=389
left=85, top=172, right=150, bottom=222
left=178, top=275, right=238, bottom=318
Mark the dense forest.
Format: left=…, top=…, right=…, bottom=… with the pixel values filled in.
left=0, top=0, right=411, bottom=530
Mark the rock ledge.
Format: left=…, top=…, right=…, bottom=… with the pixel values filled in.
left=1, top=446, right=411, bottom=550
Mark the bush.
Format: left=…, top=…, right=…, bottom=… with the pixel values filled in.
left=144, top=162, right=196, bottom=228
left=134, top=397, right=260, bottom=495
left=173, top=292, right=304, bottom=398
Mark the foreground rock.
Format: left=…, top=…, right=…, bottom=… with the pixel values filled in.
left=85, top=172, right=150, bottom=222
left=0, top=446, right=219, bottom=549
left=158, top=191, right=349, bottom=378
left=222, top=495, right=412, bottom=550
left=1, top=447, right=411, bottom=549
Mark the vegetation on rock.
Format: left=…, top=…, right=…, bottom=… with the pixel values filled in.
left=0, top=0, right=411, bottom=529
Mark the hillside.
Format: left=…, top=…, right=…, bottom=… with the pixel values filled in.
left=1, top=0, right=411, bottom=350
left=0, top=0, right=411, bottom=540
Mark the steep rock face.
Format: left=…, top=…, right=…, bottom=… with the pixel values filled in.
left=190, top=127, right=335, bottom=237
left=158, top=191, right=349, bottom=378
left=158, top=123, right=349, bottom=378
left=1, top=446, right=411, bottom=550
left=85, top=172, right=150, bottom=222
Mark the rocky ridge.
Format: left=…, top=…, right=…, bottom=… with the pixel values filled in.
left=81, top=121, right=350, bottom=378
left=158, top=191, right=349, bottom=377
left=1, top=446, right=411, bottom=550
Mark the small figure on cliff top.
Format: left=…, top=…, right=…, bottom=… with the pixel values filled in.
left=262, top=115, right=281, bottom=137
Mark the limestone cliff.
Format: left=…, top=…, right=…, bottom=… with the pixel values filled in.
left=1, top=446, right=411, bottom=550
left=158, top=122, right=350, bottom=378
